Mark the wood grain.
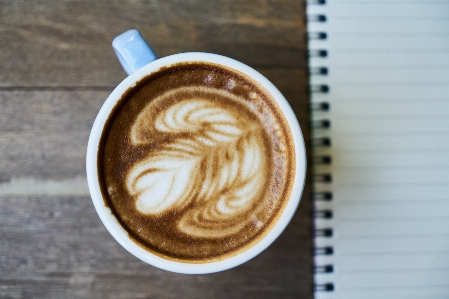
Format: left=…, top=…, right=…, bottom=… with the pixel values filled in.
left=0, top=0, right=313, bottom=297
left=0, top=193, right=313, bottom=299
left=0, top=0, right=307, bottom=87
left=0, top=90, right=108, bottom=181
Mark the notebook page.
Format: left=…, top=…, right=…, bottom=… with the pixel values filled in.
left=308, top=1, right=449, bottom=298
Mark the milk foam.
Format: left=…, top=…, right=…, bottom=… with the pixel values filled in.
left=126, top=87, right=268, bottom=238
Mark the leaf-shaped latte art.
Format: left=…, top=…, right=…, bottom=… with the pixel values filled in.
left=126, top=143, right=200, bottom=214
left=126, top=87, right=269, bottom=238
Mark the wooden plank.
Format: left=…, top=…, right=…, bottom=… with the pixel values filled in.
left=0, top=68, right=309, bottom=182
left=0, top=0, right=307, bottom=87
left=0, top=194, right=313, bottom=299
left=0, top=90, right=108, bottom=181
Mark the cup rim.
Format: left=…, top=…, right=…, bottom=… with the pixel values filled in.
left=86, top=52, right=306, bottom=274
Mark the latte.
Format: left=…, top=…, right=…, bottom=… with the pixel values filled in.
left=97, top=62, right=295, bottom=262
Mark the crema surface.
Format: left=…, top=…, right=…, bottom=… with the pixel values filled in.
left=98, top=62, right=295, bottom=262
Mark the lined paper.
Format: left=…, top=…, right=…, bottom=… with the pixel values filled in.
left=308, top=1, right=449, bottom=298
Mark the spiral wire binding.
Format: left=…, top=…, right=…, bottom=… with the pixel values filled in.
left=310, top=84, right=329, bottom=93
left=311, top=119, right=331, bottom=129
left=311, top=137, right=331, bottom=147
left=310, top=67, right=329, bottom=76
left=313, top=192, right=332, bottom=201
left=313, top=155, right=332, bottom=165
left=308, top=32, right=327, bottom=40
left=315, top=265, right=334, bottom=273
left=314, top=246, right=333, bottom=255
left=309, top=49, right=328, bottom=57
left=308, top=0, right=334, bottom=293
left=307, top=14, right=327, bottom=22
left=314, top=210, right=333, bottom=219
left=307, top=0, right=326, bottom=4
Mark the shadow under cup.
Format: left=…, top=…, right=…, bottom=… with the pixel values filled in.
left=86, top=53, right=306, bottom=274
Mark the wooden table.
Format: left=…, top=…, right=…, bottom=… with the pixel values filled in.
left=0, top=1, right=313, bottom=298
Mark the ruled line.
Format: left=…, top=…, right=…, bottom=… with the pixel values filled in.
left=319, top=149, right=449, bottom=154
left=332, top=166, right=449, bottom=171
left=341, top=251, right=449, bottom=257
left=330, top=98, right=449, bottom=103
left=333, top=66, right=449, bottom=70
left=337, top=182, right=449, bottom=188
left=326, top=115, right=449, bottom=120
left=339, top=215, right=449, bottom=220
left=336, top=81, right=449, bottom=85
left=339, top=234, right=449, bottom=240
left=341, top=284, right=449, bottom=291
left=339, top=268, right=449, bottom=274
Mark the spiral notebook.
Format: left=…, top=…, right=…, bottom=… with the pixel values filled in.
left=307, top=1, right=449, bottom=298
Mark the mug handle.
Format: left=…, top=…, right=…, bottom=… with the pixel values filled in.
left=112, top=29, right=158, bottom=75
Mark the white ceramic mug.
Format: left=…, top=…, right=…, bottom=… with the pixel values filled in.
left=86, top=29, right=306, bottom=274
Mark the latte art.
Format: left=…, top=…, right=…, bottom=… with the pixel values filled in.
left=126, top=88, right=268, bottom=237
left=97, top=62, right=295, bottom=262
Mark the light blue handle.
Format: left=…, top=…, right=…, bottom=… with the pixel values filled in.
left=112, top=29, right=158, bottom=75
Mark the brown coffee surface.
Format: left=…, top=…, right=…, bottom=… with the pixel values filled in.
left=98, top=62, right=295, bottom=262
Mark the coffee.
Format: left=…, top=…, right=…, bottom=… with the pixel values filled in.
left=97, top=62, right=295, bottom=262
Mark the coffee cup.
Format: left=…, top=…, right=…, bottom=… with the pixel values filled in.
left=86, top=29, right=306, bottom=274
